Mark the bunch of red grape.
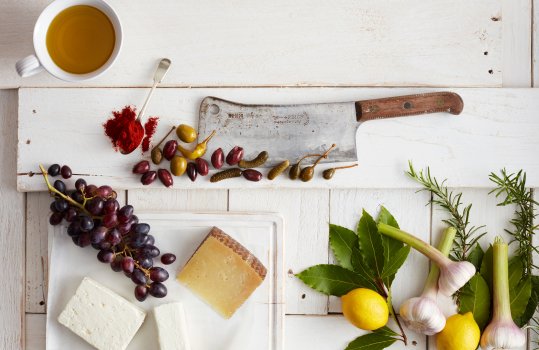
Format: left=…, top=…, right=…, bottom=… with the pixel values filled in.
left=45, top=164, right=175, bottom=302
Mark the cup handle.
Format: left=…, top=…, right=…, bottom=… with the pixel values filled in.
left=16, top=55, right=44, bottom=77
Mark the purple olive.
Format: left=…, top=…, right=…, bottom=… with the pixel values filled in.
left=226, top=146, right=244, bottom=165
left=195, top=158, right=209, bottom=176
left=211, top=148, right=224, bottom=169
left=141, top=171, right=157, bottom=185
left=242, top=169, right=263, bottom=182
left=163, top=140, right=178, bottom=160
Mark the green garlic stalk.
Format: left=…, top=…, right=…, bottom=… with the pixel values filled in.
left=399, top=227, right=456, bottom=335
left=377, top=223, right=475, bottom=296
left=480, top=237, right=526, bottom=350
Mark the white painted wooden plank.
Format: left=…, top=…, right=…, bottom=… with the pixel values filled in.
left=0, top=90, right=25, bottom=349
left=534, top=0, right=539, bottom=87
left=229, top=189, right=330, bottom=315
left=128, top=189, right=227, bottom=211
left=25, top=192, right=50, bottom=313
left=327, top=189, right=431, bottom=313
left=17, top=87, right=539, bottom=192
left=285, top=315, right=426, bottom=350
left=430, top=188, right=519, bottom=349
left=502, top=0, right=532, bottom=87
left=0, top=0, right=502, bottom=88
left=25, top=314, right=45, bottom=350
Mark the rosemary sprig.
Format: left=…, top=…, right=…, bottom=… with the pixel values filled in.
left=489, top=169, right=538, bottom=276
left=407, top=161, right=486, bottom=261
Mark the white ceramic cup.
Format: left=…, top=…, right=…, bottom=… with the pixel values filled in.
left=15, top=0, right=122, bottom=82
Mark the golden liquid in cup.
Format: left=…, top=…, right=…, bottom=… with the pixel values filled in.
left=46, top=5, right=115, bottom=74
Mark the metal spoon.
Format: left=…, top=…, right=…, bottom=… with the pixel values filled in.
left=121, top=58, right=172, bottom=154
left=137, top=58, right=171, bottom=123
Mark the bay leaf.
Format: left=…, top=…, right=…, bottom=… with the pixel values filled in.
left=329, top=224, right=358, bottom=271
left=345, top=331, right=397, bottom=350
left=377, top=206, right=404, bottom=287
left=380, top=245, right=410, bottom=281
left=458, top=273, right=491, bottom=329
left=350, top=248, right=380, bottom=292
left=510, top=275, right=532, bottom=321
left=467, top=244, right=484, bottom=270
left=508, top=257, right=524, bottom=289
left=357, top=210, right=385, bottom=278
left=514, top=275, right=539, bottom=327
left=295, top=264, right=374, bottom=296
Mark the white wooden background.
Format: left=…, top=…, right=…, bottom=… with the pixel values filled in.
left=0, top=0, right=538, bottom=349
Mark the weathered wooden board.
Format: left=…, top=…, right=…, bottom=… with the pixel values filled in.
left=25, top=193, right=50, bottom=314
left=534, top=0, right=539, bottom=87
left=229, top=189, right=330, bottom=315
left=502, top=0, right=532, bottom=87
left=0, top=90, right=25, bottom=350
left=17, top=87, right=539, bottom=192
left=128, top=189, right=228, bottom=211
left=25, top=314, right=45, bottom=350
left=0, top=0, right=502, bottom=88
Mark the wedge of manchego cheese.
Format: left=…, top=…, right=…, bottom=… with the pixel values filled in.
left=177, top=226, right=267, bottom=318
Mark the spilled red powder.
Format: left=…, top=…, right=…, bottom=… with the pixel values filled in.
left=103, top=106, right=159, bottom=154
left=142, top=117, right=159, bottom=152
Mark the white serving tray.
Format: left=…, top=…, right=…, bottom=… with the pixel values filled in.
left=46, top=212, right=284, bottom=350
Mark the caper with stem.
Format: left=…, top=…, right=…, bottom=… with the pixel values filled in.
left=322, top=163, right=358, bottom=180
left=151, top=126, right=176, bottom=165
left=289, top=153, right=325, bottom=180
left=300, top=144, right=337, bottom=182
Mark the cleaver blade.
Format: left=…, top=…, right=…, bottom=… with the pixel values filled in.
left=198, top=92, right=463, bottom=166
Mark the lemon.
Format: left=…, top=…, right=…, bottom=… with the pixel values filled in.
left=341, top=288, right=388, bottom=330
left=436, top=312, right=480, bottom=350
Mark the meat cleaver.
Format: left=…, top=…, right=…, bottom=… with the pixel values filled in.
left=198, top=92, right=463, bottom=166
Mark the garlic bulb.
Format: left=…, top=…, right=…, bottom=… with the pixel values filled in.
left=398, top=227, right=456, bottom=335
left=400, top=296, right=446, bottom=335
left=480, top=321, right=526, bottom=350
left=377, top=223, right=476, bottom=297
left=480, top=237, right=526, bottom=350
left=437, top=260, right=476, bottom=296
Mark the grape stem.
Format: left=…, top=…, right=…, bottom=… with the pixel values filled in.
left=39, top=164, right=92, bottom=217
left=40, top=164, right=154, bottom=289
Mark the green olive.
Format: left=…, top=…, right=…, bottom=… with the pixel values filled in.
left=289, top=164, right=301, bottom=180
left=323, top=168, right=335, bottom=180
left=176, top=124, right=197, bottom=143
left=300, top=166, right=314, bottom=182
left=170, top=156, right=188, bottom=176
left=151, top=147, right=163, bottom=165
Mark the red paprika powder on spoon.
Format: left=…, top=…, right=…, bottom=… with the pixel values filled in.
left=103, top=58, right=170, bottom=154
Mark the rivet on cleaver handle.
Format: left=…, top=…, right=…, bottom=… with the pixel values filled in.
left=356, top=92, right=463, bottom=121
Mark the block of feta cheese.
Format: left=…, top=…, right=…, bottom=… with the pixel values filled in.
left=154, top=302, right=191, bottom=350
left=177, top=226, right=267, bottom=318
left=58, top=277, right=146, bottom=350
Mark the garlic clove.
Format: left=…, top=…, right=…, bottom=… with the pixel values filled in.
left=399, top=296, right=446, bottom=336
left=437, top=260, right=476, bottom=296
left=480, top=320, right=526, bottom=350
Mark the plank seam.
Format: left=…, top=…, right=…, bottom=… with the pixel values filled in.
left=533, top=0, right=536, bottom=87
left=22, top=192, right=27, bottom=350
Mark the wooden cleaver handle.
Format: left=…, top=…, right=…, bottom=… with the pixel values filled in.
left=355, top=92, right=463, bottom=122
